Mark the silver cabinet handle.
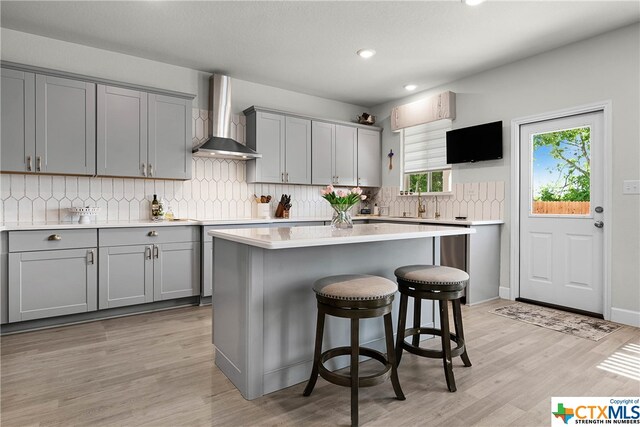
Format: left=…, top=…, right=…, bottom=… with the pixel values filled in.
left=148, top=230, right=158, bottom=237
left=153, top=246, right=159, bottom=259
left=281, top=172, right=285, bottom=182
left=286, top=172, right=289, bottom=183
left=27, top=155, right=32, bottom=172
left=149, top=164, right=153, bottom=177
left=336, top=176, right=339, bottom=184
left=145, top=246, right=152, bottom=260
left=48, top=234, right=62, bottom=241
left=36, top=156, right=42, bottom=172
left=87, top=250, right=95, bottom=265
left=142, top=163, right=147, bottom=177
left=594, top=221, right=604, bottom=228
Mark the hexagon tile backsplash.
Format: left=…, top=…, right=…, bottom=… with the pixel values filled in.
left=0, top=110, right=504, bottom=224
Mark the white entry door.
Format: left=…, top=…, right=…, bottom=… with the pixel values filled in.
left=520, top=111, right=604, bottom=314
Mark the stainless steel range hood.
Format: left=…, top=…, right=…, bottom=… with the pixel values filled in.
left=192, top=74, right=261, bottom=159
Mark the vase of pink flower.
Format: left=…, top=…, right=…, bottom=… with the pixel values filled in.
left=320, top=185, right=367, bottom=229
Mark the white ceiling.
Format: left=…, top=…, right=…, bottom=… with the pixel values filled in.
left=1, top=1, right=638, bottom=107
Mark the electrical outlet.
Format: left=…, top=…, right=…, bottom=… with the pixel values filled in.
left=623, top=180, right=640, bottom=195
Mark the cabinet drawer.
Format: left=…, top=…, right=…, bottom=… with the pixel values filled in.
left=9, top=229, right=97, bottom=252
left=99, top=226, right=199, bottom=246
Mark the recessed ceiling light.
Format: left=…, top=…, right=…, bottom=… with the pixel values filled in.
left=464, top=0, right=486, bottom=5
left=357, top=49, right=376, bottom=59
left=404, top=84, right=417, bottom=91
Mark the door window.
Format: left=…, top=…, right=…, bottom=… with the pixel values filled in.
left=531, top=126, right=591, bottom=216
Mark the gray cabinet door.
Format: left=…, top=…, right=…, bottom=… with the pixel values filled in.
left=35, top=74, right=96, bottom=175
left=98, top=245, right=153, bottom=309
left=202, top=240, right=212, bottom=297
left=97, top=85, right=148, bottom=177
left=357, top=128, right=381, bottom=187
left=311, top=121, right=334, bottom=186
left=335, top=125, right=358, bottom=187
left=153, top=242, right=200, bottom=300
left=252, top=111, right=285, bottom=183
left=285, top=116, right=311, bottom=184
left=8, top=248, right=97, bottom=322
left=1, top=68, right=35, bottom=173
left=148, top=94, right=192, bottom=180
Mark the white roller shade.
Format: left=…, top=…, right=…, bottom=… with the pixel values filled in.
left=403, top=119, right=452, bottom=173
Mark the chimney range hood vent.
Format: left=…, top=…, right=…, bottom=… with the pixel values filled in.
left=192, top=74, right=261, bottom=160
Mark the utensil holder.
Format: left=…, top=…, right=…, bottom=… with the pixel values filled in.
left=254, top=203, right=271, bottom=219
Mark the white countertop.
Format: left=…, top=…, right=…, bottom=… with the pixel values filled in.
left=207, top=223, right=475, bottom=250
left=0, top=215, right=502, bottom=231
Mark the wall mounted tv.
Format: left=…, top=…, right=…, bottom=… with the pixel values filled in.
left=446, top=120, right=503, bottom=164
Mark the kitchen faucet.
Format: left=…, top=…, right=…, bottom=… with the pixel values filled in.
left=417, top=188, right=426, bottom=218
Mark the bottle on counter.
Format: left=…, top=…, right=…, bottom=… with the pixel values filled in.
left=373, top=203, right=379, bottom=216
left=151, top=194, right=163, bottom=221
left=164, top=204, right=174, bottom=221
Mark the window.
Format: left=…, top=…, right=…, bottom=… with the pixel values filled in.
left=402, top=119, right=452, bottom=193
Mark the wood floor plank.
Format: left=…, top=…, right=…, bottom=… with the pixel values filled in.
left=1, top=301, right=638, bottom=426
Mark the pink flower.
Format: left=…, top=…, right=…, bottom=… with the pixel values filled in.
left=337, top=189, right=348, bottom=197
left=360, top=195, right=367, bottom=201
left=351, top=187, right=363, bottom=195
left=321, top=185, right=335, bottom=196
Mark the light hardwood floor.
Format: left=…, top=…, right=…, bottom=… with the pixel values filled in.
left=1, top=300, right=638, bottom=426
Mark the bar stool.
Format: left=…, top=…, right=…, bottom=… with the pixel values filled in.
left=394, top=265, right=472, bottom=392
left=303, top=274, right=405, bottom=426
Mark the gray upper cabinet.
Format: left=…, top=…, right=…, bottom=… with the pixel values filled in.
left=1, top=68, right=35, bottom=173
left=311, top=122, right=356, bottom=187
left=284, top=116, right=312, bottom=184
left=245, top=108, right=311, bottom=184
left=357, top=128, right=382, bottom=187
left=311, top=121, right=334, bottom=185
left=148, top=94, right=192, bottom=180
left=97, top=88, right=192, bottom=180
left=1, top=68, right=95, bottom=175
left=35, top=74, right=96, bottom=175
left=97, top=85, right=148, bottom=177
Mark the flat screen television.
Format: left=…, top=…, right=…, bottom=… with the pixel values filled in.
left=446, top=120, right=503, bottom=164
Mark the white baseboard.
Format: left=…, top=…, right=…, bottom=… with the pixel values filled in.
left=610, top=307, right=640, bottom=327
left=499, top=286, right=512, bottom=300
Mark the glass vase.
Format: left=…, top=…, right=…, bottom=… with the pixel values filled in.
left=330, top=203, right=354, bottom=229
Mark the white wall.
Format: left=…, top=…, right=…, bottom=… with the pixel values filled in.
left=372, top=23, right=640, bottom=316
left=0, top=28, right=366, bottom=118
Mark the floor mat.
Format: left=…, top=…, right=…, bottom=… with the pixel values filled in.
left=490, top=302, right=622, bottom=341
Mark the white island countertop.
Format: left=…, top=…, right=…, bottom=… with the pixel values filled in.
left=208, top=223, right=475, bottom=250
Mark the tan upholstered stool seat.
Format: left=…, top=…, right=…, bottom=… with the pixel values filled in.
left=313, top=274, right=397, bottom=301
left=394, top=265, right=469, bottom=286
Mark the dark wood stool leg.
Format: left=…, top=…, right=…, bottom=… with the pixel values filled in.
left=412, top=297, right=422, bottom=347
left=439, top=299, right=456, bottom=392
left=303, top=306, right=325, bottom=396
left=350, top=317, right=360, bottom=427
left=452, top=299, right=472, bottom=367
left=395, top=292, right=408, bottom=366
left=383, top=312, right=405, bottom=401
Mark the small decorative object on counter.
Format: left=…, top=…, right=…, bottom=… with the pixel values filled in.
left=320, top=185, right=367, bottom=229
left=69, top=206, right=100, bottom=224
left=275, top=194, right=291, bottom=218
left=388, top=149, right=394, bottom=170
left=151, top=194, right=164, bottom=222
left=373, top=203, right=380, bottom=216
left=164, top=205, right=175, bottom=221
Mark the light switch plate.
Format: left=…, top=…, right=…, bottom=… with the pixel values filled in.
left=623, top=180, right=640, bottom=195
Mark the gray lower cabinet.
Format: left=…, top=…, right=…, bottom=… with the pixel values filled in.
left=98, top=227, right=200, bottom=309
left=7, top=229, right=98, bottom=322
left=1, top=69, right=96, bottom=175
left=98, top=245, right=153, bottom=309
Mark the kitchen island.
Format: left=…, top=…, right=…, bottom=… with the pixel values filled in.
left=209, top=223, right=474, bottom=400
